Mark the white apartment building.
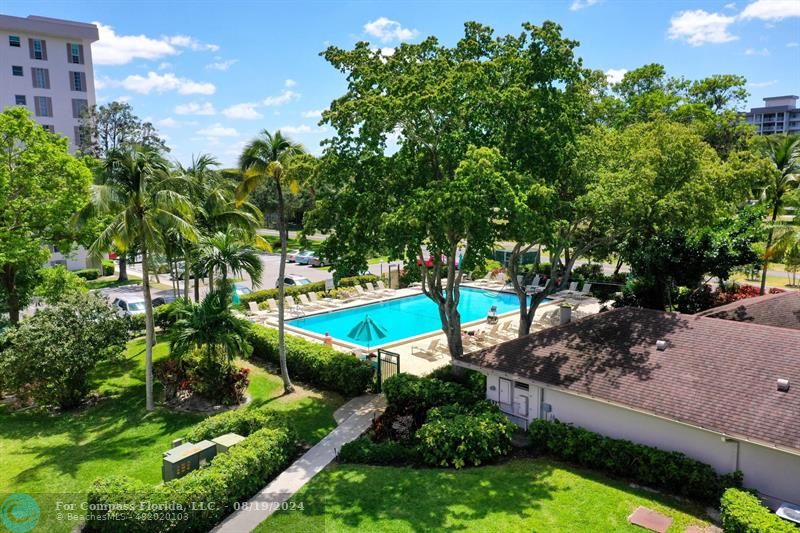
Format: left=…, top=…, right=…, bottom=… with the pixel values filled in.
left=744, top=95, right=800, bottom=136
left=0, top=14, right=99, bottom=152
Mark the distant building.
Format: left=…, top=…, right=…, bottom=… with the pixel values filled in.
left=744, top=95, right=800, bottom=135
left=0, top=14, right=99, bottom=152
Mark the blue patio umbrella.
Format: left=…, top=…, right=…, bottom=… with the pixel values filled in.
left=347, top=314, right=388, bottom=349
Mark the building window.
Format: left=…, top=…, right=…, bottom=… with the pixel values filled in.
left=74, top=126, right=89, bottom=147
left=34, top=96, right=53, bottom=117
left=42, top=125, right=55, bottom=133
left=30, top=38, right=47, bottom=60
left=71, top=98, right=88, bottom=118
left=9, top=35, right=21, bottom=47
left=32, top=67, right=50, bottom=89
left=12, top=65, right=23, bottom=76
left=70, top=71, right=86, bottom=92
left=15, top=95, right=26, bottom=106
left=68, top=43, right=84, bottom=64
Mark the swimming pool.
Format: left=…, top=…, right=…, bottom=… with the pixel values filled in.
left=287, top=287, right=548, bottom=348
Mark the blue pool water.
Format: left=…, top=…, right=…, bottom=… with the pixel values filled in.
left=288, top=287, right=547, bottom=347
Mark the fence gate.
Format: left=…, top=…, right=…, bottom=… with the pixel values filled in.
left=376, top=349, right=400, bottom=392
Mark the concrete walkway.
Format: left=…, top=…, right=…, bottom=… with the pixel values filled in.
left=212, top=394, right=386, bottom=533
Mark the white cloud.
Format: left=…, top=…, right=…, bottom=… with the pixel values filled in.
left=157, top=62, right=172, bottom=70
left=206, top=58, right=238, bottom=71
left=91, top=22, right=218, bottom=65
left=166, top=35, right=219, bottom=52
left=668, top=10, right=738, bottom=46
left=724, top=2, right=737, bottom=9
left=747, top=79, right=778, bottom=87
left=116, top=95, right=132, bottom=103
left=739, top=0, right=800, bottom=20
left=222, top=102, right=263, bottom=120
left=787, top=41, right=800, bottom=47
left=174, top=101, right=216, bottom=115
left=157, top=117, right=179, bottom=128
left=363, top=17, right=418, bottom=43
left=280, top=124, right=312, bottom=135
left=301, top=109, right=324, bottom=118
left=263, top=89, right=299, bottom=107
left=745, top=47, right=770, bottom=55
left=570, top=0, right=601, bottom=11
left=604, top=68, right=628, bottom=84
left=284, top=79, right=297, bottom=88
left=103, top=72, right=216, bottom=95
left=196, top=123, right=238, bottom=137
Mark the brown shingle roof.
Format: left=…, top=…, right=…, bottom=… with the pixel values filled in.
left=454, top=307, right=800, bottom=452
left=697, top=291, right=800, bottom=331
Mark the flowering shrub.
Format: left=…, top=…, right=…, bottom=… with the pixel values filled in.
left=676, top=283, right=786, bottom=314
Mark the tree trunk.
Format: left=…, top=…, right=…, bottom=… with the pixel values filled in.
left=760, top=202, right=780, bottom=295
left=141, top=246, right=155, bottom=411
left=118, top=255, right=128, bottom=282
left=2, top=265, right=20, bottom=324
left=276, top=179, right=294, bottom=393
left=183, top=254, right=190, bottom=301
left=194, top=275, right=200, bottom=302
left=419, top=246, right=465, bottom=359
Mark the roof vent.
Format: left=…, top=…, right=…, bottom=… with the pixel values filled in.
left=656, top=340, right=668, bottom=351
left=777, top=379, right=790, bottom=393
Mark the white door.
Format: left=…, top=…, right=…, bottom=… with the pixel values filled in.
left=498, top=378, right=512, bottom=409
left=515, top=394, right=529, bottom=418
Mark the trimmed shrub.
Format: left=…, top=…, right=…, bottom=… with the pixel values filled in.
left=74, top=268, right=100, bottom=280
left=86, top=425, right=295, bottom=533
left=128, top=313, right=146, bottom=336
left=382, top=373, right=480, bottom=424
left=102, top=259, right=115, bottom=276
left=186, top=405, right=289, bottom=442
left=427, top=365, right=486, bottom=400
left=338, top=436, right=418, bottom=466
left=245, top=323, right=373, bottom=397
left=153, top=298, right=193, bottom=331
left=720, top=488, right=797, bottom=533
left=528, top=419, right=741, bottom=503
left=240, top=274, right=380, bottom=305
left=416, top=401, right=516, bottom=468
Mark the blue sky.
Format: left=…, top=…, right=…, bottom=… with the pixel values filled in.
left=6, top=0, right=800, bottom=167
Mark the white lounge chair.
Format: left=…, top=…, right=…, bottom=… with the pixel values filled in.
left=248, top=301, right=269, bottom=317
left=365, top=282, right=385, bottom=298
left=525, top=274, right=541, bottom=293
left=411, top=339, right=447, bottom=360
left=376, top=280, right=396, bottom=295
left=308, top=292, right=339, bottom=308
left=298, top=293, right=325, bottom=310
left=354, top=285, right=381, bottom=300
left=577, top=283, right=592, bottom=298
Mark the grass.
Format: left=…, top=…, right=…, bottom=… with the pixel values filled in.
left=732, top=272, right=799, bottom=290
left=257, top=459, right=712, bottom=533
left=0, top=338, right=343, bottom=533
left=85, top=275, right=142, bottom=290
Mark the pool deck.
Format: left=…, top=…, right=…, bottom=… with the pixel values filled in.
left=254, top=285, right=602, bottom=376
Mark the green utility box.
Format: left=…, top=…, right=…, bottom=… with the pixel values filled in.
left=212, top=433, right=245, bottom=454
left=162, top=440, right=217, bottom=482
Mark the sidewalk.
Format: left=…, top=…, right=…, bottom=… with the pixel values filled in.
left=212, top=394, right=386, bottom=533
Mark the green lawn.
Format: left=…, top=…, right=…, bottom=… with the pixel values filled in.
left=85, top=275, right=141, bottom=290
left=257, top=460, right=712, bottom=533
left=0, top=338, right=343, bottom=533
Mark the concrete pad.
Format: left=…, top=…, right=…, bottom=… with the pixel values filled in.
left=628, top=506, right=674, bottom=533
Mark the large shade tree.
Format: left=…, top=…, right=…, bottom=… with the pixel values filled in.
left=237, top=130, right=305, bottom=394
left=90, top=145, right=196, bottom=411
left=0, top=108, right=91, bottom=323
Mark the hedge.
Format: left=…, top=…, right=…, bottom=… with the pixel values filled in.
left=528, top=419, right=742, bottom=503
left=241, top=274, right=380, bottom=305
left=382, top=372, right=482, bottom=424
left=86, top=426, right=295, bottom=533
left=245, top=323, right=373, bottom=397
left=720, top=488, right=797, bottom=533
left=74, top=268, right=100, bottom=280
left=416, top=401, right=516, bottom=468
left=102, top=259, right=115, bottom=276
left=186, top=405, right=287, bottom=442
left=338, top=437, right=418, bottom=466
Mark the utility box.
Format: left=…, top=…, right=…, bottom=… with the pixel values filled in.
left=212, top=433, right=246, bottom=454
left=162, top=440, right=217, bottom=482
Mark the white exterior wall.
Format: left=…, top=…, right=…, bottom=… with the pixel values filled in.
left=0, top=15, right=98, bottom=152
left=481, top=368, right=800, bottom=507
left=47, top=245, right=95, bottom=271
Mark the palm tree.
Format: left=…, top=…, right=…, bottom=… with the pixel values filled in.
left=90, top=145, right=197, bottom=411
left=197, top=229, right=264, bottom=291
left=757, top=135, right=800, bottom=294
left=237, top=130, right=305, bottom=394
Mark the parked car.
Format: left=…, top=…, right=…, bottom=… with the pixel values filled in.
left=294, top=250, right=315, bottom=265
left=232, top=283, right=253, bottom=296
left=111, top=295, right=167, bottom=317
left=286, top=249, right=302, bottom=262
left=276, top=274, right=312, bottom=288
left=309, top=253, right=328, bottom=267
